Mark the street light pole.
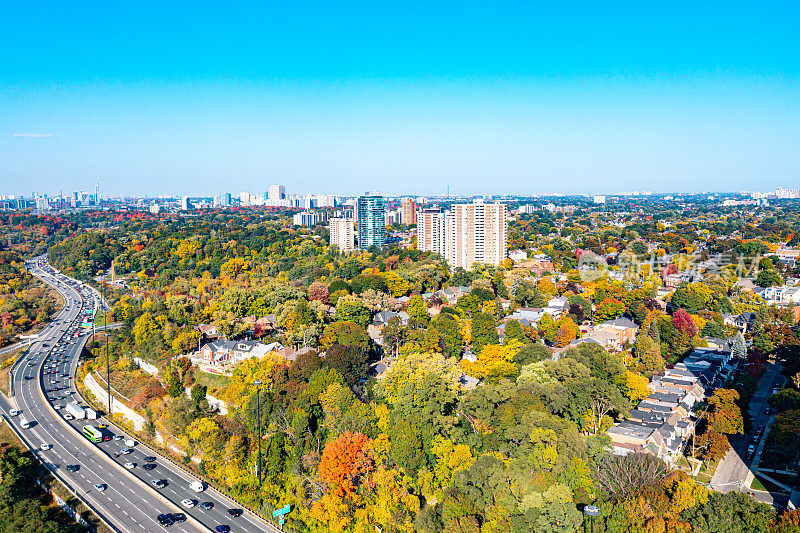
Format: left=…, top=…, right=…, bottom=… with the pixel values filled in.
left=103, top=273, right=111, bottom=416
left=584, top=504, right=600, bottom=533
left=254, top=379, right=263, bottom=488
left=98, top=270, right=111, bottom=416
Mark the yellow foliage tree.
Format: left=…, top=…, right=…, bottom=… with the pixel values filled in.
left=625, top=370, right=651, bottom=404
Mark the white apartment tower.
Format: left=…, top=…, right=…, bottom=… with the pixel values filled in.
left=417, top=199, right=506, bottom=269
left=268, top=185, right=286, bottom=201
left=330, top=217, right=355, bottom=253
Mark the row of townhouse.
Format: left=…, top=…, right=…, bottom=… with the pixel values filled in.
left=607, top=347, right=736, bottom=464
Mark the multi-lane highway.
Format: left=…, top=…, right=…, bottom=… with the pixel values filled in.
left=0, top=256, right=276, bottom=533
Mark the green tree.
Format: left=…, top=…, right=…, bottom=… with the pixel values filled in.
left=408, top=295, right=429, bottom=322
left=504, top=319, right=527, bottom=344
left=682, top=491, right=775, bottom=533
left=471, top=312, right=498, bottom=353
left=756, top=269, right=783, bottom=287
left=325, top=343, right=369, bottom=386
left=636, top=334, right=664, bottom=374
left=335, top=297, right=371, bottom=328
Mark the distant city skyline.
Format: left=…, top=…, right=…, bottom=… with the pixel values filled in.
left=2, top=3, right=799, bottom=196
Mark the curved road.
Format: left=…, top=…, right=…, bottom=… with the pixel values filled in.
left=0, top=256, right=276, bottom=533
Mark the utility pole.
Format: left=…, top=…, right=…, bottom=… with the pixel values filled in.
left=254, top=379, right=263, bottom=488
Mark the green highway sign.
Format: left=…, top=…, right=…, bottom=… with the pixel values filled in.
left=273, top=504, right=291, bottom=517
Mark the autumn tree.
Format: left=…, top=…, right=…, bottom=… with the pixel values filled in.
left=709, top=388, right=744, bottom=435
left=625, top=370, right=651, bottom=404
left=319, top=431, right=373, bottom=497
left=595, top=297, right=625, bottom=323
left=308, top=281, right=330, bottom=303
left=635, top=334, right=664, bottom=374
left=672, top=308, right=698, bottom=339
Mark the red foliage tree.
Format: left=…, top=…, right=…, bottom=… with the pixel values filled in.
left=672, top=309, right=698, bottom=338
left=308, top=281, right=329, bottom=304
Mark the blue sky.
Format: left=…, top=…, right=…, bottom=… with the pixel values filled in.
left=2, top=2, right=799, bottom=197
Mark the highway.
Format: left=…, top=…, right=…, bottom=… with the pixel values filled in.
left=1, top=256, right=277, bottom=533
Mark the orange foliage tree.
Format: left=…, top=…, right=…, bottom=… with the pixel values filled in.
left=319, top=431, right=373, bottom=498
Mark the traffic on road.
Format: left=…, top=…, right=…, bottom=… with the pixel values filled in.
left=1, top=256, right=276, bottom=532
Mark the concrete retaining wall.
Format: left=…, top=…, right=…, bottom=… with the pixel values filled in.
left=83, top=373, right=146, bottom=431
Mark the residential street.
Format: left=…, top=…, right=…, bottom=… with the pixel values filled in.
left=710, top=362, right=784, bottom=496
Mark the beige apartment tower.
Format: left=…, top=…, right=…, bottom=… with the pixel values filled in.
left=416, top=199, right=506, bottom=269
left=329, top=217, right=355, bottom=252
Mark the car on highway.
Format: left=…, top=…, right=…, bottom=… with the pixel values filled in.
left=66, top=464, right=79, bottom=472
left=113, top=435, right=124, bottom=441
left=151, top=479, right=167, bottom=488
left=124, top=462, right=136, bottom=469
left=120, top=448, right=134, bottom=455
left=215, top=526, right=231, bottom=533
left=199, top=501, right=214, bottom=510
left=227, top=508, right=243, bottom=517
left=144, top=456, right=156, bottom=462
left=181, top=499, right=196, bottom=508
left=156, top=514, right=174, bottom=527
left=63, top=413, right=74, bottom=420
left=172, top=513, right=186, bottom=523
left=142, top=463, right=157, bottom=471
left=94, top=483, right=107, bottom=492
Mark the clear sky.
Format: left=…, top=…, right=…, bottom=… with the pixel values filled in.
left=2, top=2, right=799, bottom=197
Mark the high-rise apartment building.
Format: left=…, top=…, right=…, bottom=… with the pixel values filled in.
left=416, top=207, right=450, bottom=257
left=357, top=193, right=385, bottom=249
left=240, top=191, right=251, bottom=206
left=401, top=198, right=417, bottom=225
left=268, top=185, right=286, bottom=201
left=292, top=211, right=328, bottom=226
left=213, top=193, right=231, bottom=207
left=416, top=199, right=506, bottom=269
left=330, top=217, right=355, bottom=252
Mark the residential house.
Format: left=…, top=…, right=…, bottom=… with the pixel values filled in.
left=759, top=285, right=800, bottom=305
left=191, top=340, right=283, bottom=375
left=587, top=317, right=639, bottom=350
left=722, top=312, right=757, bottom=333
left=368, top=310, right=410, bottom=345
left=195, top=324, right=219, bottom=341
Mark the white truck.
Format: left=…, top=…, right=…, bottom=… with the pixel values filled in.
left=65, top=402, right=87, bottom=420
left=19, top=417, right=30, bottom=429
left=85, top=407, right=97, bottom=420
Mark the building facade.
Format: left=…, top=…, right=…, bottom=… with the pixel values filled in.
left=401, top=198, right=417, bottom=225
left=357, top=193, right=385, bottom=249
left=416, top=199, right=507, bottom=269
left=292, top=210, right=328, bottom=226
left=417, top=207, right=450, bottom=257
left=330, top=217, right=355, bottom=252
left=268, top=185, right=286, bottom=201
